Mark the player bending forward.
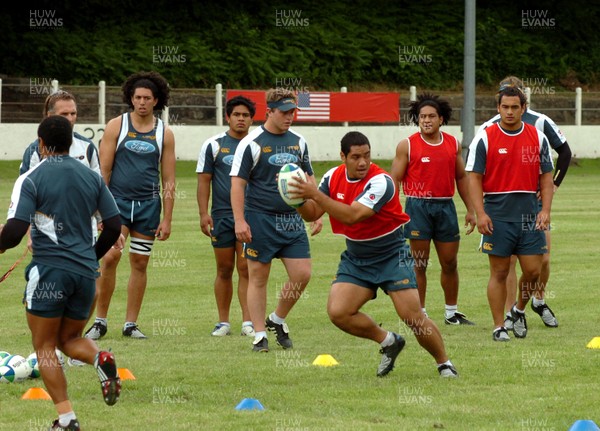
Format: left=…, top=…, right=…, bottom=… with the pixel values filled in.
left=289, top=131, right=457, bottom=378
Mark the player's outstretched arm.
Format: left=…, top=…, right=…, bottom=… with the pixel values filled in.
left=290, top=177, right=374, bottom=225
left=296, top=200, right=326, bottom=223
left=288, top=176, right=325, bottom=222
left=306, top=174, right=324, bottom=235
left=0, top=219, right=30, bottom=253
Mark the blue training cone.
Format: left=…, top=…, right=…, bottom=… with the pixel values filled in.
left=235, top=398, right=265, bottom=411
left=568, top=420, right=600, bottom=431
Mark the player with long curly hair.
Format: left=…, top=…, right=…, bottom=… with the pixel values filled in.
left=85, top=71, right=176, bottom=340
left=392, top=93, right=477, bottom=326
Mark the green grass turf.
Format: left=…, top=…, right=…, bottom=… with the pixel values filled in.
left=0, top=159, right=599, bottom=430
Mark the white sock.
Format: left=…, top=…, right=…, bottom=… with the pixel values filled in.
left=269, top=312, right=285, bottom=325
left=380, top=331, right=395, bottom=347
left=242, top=321, right=253, bottom=327
left=95, top=317, right=107, bottom=326
left=445, top=304, right=458, bottom=319
left=421, top=308, right=427, bottom=316
left=59, top=412, right=77, bottom=427
left=124, top=321, right=136, bottom=329
left=514, top=305, right=525, bottom=315
left=494, top=326, right=504, bottom=332
left=254, top=331, right=267, bottom=342
left=532, top=297, right=545, bottom=307
left=437, top=360, right=453, bottom=368
left=219, top=322, right=230, bottom=326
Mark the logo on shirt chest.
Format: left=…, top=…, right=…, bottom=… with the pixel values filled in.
left=268, top=153, right=298, bottom=166
left=336, top=193, right=345, bottom=200
left=125, top=140, right=155, bottom=154
left=222, top=155, right=235, bottom=166
left=421, top=156, right=430, bottom=163
left=498, top=148, right=508, bottom=154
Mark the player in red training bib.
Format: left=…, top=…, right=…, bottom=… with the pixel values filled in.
left=473, top=75, right=571, bottom=330
left=392, top=93, right=476, bottom=326
left=290, top=131, right=458, bottom=378
left=466, top=86, right=554, bottom=342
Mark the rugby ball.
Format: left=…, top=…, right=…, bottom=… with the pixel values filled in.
left=0, top=365, right=16, bottom=383
left=2, top=355, right=30, bottom=382
left=0, top=354, right=24, bottom=367
left=0, top=353, right=12, bottom=366
left=277, top=163, right=307, bottom=208
left=26, top=353, right=40, bottom=378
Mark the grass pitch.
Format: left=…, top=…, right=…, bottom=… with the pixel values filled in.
left=0, top=159, right=599, bottom=431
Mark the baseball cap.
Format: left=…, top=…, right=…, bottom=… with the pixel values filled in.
left=267, top=97, right=298, bottom=111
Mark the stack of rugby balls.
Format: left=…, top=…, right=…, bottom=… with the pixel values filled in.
left=0, top=351, right=39, bottom=383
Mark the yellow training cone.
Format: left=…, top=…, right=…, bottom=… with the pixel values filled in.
left=586, top=337, right=600, bottom=349
left=117, top=368, right=136, bottom=380
left=312, top=354, right=339, bottom=367
left=22, top=387, right=51, bottom=400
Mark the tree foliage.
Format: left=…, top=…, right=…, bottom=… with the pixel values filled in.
left=0, top=0, right=597, bottom=90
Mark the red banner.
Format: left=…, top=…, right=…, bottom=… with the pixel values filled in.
left=225, top=90, right=399, bottom=123
left=226, top=90, right=269, bottom=121
left=330, top=92, right=399, bottom=123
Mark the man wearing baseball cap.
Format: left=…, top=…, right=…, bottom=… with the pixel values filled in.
left=230, top=88, right=322, bottom=352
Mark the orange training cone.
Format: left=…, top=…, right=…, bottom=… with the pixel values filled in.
left=22, top=387, right=51, bottom=400
left=117, top=368, right=136, bottom=380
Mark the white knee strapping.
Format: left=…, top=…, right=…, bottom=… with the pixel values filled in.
left=129, top=237, right=154, bottom=256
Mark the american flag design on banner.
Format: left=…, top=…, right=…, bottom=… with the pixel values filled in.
left=296, top=92, right=330, bottom=121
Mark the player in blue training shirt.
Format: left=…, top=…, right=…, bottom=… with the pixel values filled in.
left=20, top=90, right=100, bottom=175
left=230, top=88, right=322, bottom=352
left=0, top=115, right=122, bottom=431
left=20, top=90, right=102, bottom=243
left=19, top=90, right=106, bottom=367
left=197, top=95, right=256, bottom=338
left=84, top=71, right=176, bottom=340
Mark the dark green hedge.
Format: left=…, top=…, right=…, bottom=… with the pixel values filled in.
left=1, top=0, right=597, bottom=90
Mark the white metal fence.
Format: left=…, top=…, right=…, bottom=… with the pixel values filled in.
left=0, top=78, right=597, bottom=126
